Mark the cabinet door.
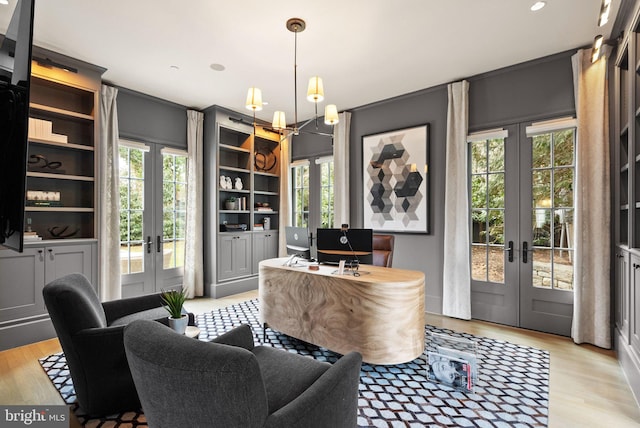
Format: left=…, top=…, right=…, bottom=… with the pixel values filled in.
left=234, top=234, right=252, bottom=277
left=0, top=248, right=45, bottom=322
left=217, top=234, right=251, bottom=281
left=631, top=253, right=640, bottom=354
left=617, top=249, right=630, bottom=344
left=44, top=244, right=93, bottom=286
left=252, top=232, right=279, bottom=274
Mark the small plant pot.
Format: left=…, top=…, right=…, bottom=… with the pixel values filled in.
left=168, top=315, right=188, bottom=335
left=225, top=201, right=236, bottom=210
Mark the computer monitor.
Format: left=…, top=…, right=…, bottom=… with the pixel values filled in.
left=316, top=228, right=373, bottom=266
left=285, top=226, right=311, bottom=260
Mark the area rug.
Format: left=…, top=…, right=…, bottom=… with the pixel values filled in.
left=40, top=299, right=549, bottom=427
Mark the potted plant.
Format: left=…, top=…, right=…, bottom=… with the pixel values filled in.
left=161, top=288, right=188, bottom=334
left=225, top=196, right=237, bottom=210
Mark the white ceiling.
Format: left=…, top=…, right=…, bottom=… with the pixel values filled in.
left=0, top=0, right=621, bottom=124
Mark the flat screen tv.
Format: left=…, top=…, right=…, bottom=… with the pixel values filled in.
left=316, top=228, right=373, bottom=266
left=285, top=226, right=311, bottom=260
left=0, top=0, right=35, bottom=252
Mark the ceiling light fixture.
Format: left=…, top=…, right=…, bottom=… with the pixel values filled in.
left=592, top=35, right=604, bottom=63
left=245, top=18, right=338, bottom=136
left=530, top=1, right=546, bottom=12
left=598, top=0, right=611, bottom=26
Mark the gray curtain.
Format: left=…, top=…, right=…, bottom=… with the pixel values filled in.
left=442, top=80, right=471, bottom=319
left=99, top=85, right=122, bottom=301
left=570, top=48, right=611, bottom=348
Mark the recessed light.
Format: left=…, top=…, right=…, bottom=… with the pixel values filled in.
left=531, top=1, right=546, bottom=11
left=170, top=65, right=180, bottom=71
left=210, top=63, right=225, bottom=71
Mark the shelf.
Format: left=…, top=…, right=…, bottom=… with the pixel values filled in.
left=219, top=165, right=250, bottom=174
left=29, top=138, right=94, bottom=151
left=25, top=206, right=94, bottom=212
left=254, top=190, right=278, bottom=196
left=254, top=171, right=279, bottom=177
left=219, top=188, right=250, bottom=194
left=254, top=211, right=278, bottom=215
left=220, top=144, right=251, bottom=154
left=30, top=102, right=94, bottom=121
left=27, top=171, right=94, bottom=182
left=220, top=210, right=250, bottom=214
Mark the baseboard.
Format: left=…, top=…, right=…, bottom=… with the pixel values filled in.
left=616, top=329, right=640, bottom=408
left=208, top=276, right=258, bottom=298
left=0, top=315, right=56, bottom=351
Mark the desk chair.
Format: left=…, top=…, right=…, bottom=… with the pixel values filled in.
left=372, top=234, right=395, bottom=267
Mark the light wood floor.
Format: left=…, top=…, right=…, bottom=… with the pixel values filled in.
left=1, top=290, right=639, bottom=428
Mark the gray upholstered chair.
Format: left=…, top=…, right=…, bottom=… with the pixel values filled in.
left=42, top=273, right=188, bottom=416
left=373, top=234, right=395, bottom=267
left=124, top=320, right=363, bottom=428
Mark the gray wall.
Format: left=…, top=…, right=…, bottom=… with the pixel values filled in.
left=345, top=50, right=574, bottom=314
left=116, top=86, right=188, bottom=148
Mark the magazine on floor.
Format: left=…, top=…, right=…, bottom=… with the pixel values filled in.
left=427, top=351, right=474, bottom=392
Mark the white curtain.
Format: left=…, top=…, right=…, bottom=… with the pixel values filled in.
left=183, top=110, right=204, bottom=298
left=571, top=48, right=611, bottom=348
left=333, top=112, right=351, bottom=227
left=442, top=80, right=471, bottom=319
left=278, top=135, right=292, bottom=256
left=99, top=85, right=122, bottom=301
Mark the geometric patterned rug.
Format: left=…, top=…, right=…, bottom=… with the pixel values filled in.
left=40, top=298, right=549, bottom=427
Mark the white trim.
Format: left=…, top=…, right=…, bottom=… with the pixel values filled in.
left=526, top=117, right=577, bottom=136
left=161, top=147, right=188, bottom=157
left=467, top=128, right=508, bottom=142
left=119, top=138, right=150, bottom=152
left=290, top=159, right=310, bottom=168
left=314, top=155, right=333, bottom=165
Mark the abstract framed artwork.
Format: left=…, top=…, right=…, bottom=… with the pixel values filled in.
left=362, top=124, right=429, bottom=234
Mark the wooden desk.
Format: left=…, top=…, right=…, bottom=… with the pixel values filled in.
left=259, top=258, right=425, bottom=365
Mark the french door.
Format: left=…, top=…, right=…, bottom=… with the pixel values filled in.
left=119, top=141, right=186, bottom=297
left=469, top=120, right=575, bottom=336
left=291, top=156, right=334, bottom=256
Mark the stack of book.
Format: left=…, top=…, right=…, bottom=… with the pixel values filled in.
left=28, top=118, right=68, bottom=143
left=23, top=231, right=42, bottom=241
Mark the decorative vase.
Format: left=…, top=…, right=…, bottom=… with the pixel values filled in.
left=168, top=315, right=188, bottom=335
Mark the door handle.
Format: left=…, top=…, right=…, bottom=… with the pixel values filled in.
left=146, top=236, right=152, bottom=254
left=522, top=241, right=529, bottom=263
left=504, top=241, right=514, bottom=262
left=157, top=235, right=162, bottom=253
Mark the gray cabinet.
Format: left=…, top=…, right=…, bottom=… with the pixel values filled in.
left=252, top=231, right=279, bottom=274
left=631, top=253, right=640, bottom=354
left=217, top=233, right=252, bottom=281
left=0, top=241, right=95, bottom=351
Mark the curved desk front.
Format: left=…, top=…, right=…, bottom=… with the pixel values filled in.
left=258, top=258, right=425, bottom=365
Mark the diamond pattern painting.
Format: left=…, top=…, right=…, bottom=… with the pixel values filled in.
left=363, top=124, right=429, bottom=233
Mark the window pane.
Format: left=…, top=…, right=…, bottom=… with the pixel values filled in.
left=532, top=170, right=551, bottom=208
left=553, top=129, right=574, bottom=167
left=471, top=245, right=487, bottom=281
left=532, top=248, right=552, bottom=289
left=487, top=173, right=504, bottom=209
left=532, top=134, right=551, bottom=168
left=554, top=167, right=573, bottom=208
left=488, top=139, right=504, bottom=172
left=487, top=209, right=504, bottom=245
left=487, top=246, right=504, bottom=283
left=471, top=175, right=487, bottom=209
left=130, top=179, right=144, bottom=210
left=472, top=209, right=487, bottom=244
left=471, top=141, right=487, bottom=174
left=130, top=150, right=144, bottom=178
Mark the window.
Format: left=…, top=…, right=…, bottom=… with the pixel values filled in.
left=162, top=150, right=188, bottom=269
left=292, top=161, right=310, bottom=228
left=291, top=157, right=334, bottom=231
left=319, top=158, right=334, bottom=228
left=119, top=143, right=147, bottom=275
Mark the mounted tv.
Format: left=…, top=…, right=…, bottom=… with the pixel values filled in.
left=0, top=0, right=35, bottom=252
left=316, top=227, right=373, bottom=266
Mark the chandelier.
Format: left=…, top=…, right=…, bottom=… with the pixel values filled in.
left=245, top=18, right=339, bottom=136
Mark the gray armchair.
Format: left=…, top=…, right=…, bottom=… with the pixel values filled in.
left=124, top=320, right=363, bottom=428
left=42, top=273, right=189, bottom=416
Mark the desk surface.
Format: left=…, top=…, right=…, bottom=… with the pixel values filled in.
left=259, top=258, right=425, bottom=365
